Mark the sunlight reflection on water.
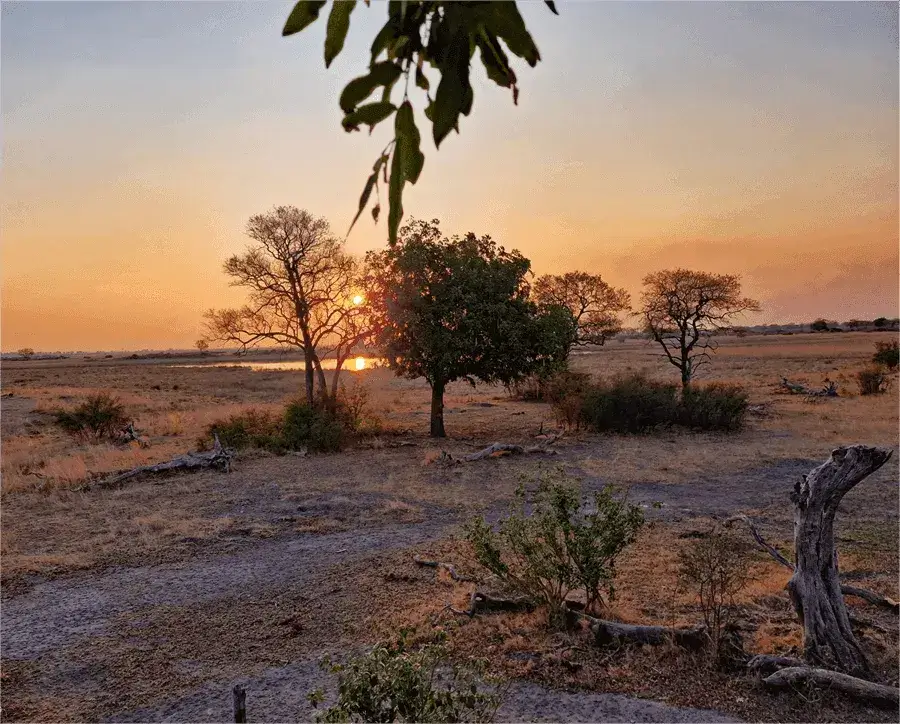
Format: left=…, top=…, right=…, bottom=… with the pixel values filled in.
left=171, top=356, right=384, bottom=372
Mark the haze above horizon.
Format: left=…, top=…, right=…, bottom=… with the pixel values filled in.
left=2, top=1, right=897, bottom=352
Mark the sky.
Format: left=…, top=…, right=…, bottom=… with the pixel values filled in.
left=2, top=1, right=897, bottom=352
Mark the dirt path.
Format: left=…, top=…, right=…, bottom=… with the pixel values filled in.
left=107, top=656, right=739, bottom=723
left=5, top=445, right=895, bottom=722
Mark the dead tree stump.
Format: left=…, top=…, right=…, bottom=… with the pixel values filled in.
left=788, top=445, right=892, bottom=676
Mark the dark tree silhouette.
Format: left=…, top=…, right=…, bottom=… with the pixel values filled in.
left=640, top=269, right=760, bottom=388
left=533, top=272, right=631, bottom=347
left=365, top=218, right=575, bottom=436
left=204, top=206, right=369, bottom=409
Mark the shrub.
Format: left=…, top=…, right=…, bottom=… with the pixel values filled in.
left=857, top=366, right=891, bottom=395
left=334, top=381, right=382, bottom=435
left=465, top=467, right=644, bottom=622
left=872, top=340, right=899, bottom=371
left=810, top=318, right=829, bottom=332
left=678, top=527, right=754, bottom=666
left=578, top=372, right=679, bottom=433
left=205, top=409, right=282, bottom=451
left=54, top=393, right=129, bottom=441
left=283, top=401, right=344, bottom=452
left=309, top=633, right=503, bottom=723
left=507, top=369, right=592, bottom=404
left=680, top=384, right=748, bottom=432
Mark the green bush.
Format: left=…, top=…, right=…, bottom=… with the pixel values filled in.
left=507, top=369, right=592, bottom=404
left=872, top=340, right=899, bottom=371
left=465, top=467, right=644, bottom=622
left=54, top=393, right=129, bottom=441
left=857, top=366, right=891, bottom=395
left=283, top=401, right=345, bottom=453
left=309, top=633, right=502, bottom=723
left=205, top=402, right=345, bottom=453
left=557, top=373, right=749, bottom=434
left=205, top=409, right=283, bottom=451
left=578, top=372, right=679, bottom=433
left=679, top=384, right=748, bottom=432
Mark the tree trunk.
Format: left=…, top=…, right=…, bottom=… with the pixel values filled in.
left=303, top=354, right=315, bottom=405
left=430, top=380, right=446, bottom=438
left=680, top=353, right=691, bottom=388
left=787, top=445, right=892, bottom=676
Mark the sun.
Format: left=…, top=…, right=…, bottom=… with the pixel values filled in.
left=354, top=356, right=366, bottom=371
left=352, top=295, right=364, bottom=305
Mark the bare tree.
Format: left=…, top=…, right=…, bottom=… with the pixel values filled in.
left=533, top=271, right=631, bottom=347
left=195, top=339, right=210, bottom=355
left=204, top=206, right=368, bottom=408
left=640, top=269, right=760, bottom=387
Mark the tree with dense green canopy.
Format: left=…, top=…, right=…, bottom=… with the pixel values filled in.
left=364, top=218, right=576, bottom=437
left=282, top=0, right=557, bottom=244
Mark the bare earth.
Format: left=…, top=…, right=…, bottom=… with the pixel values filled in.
left=1, top=333, right=898, bottom=722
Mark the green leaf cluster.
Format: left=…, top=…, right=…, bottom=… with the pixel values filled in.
left=308, top=632, right=503, bottom=722
left=282, top=1, right=558, bottom=243
left=465, top=467, right=644, bottom=622
left=363, top=218, right=576, bottom=394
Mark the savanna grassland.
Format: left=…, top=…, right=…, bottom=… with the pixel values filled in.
left=2, top=332, right=898, bottom=723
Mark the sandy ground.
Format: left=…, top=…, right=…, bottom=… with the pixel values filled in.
left=2, top=334, right=898, bottom=722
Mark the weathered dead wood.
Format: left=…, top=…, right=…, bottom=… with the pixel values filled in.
left=763, top=666, right=899, bottom=708
left=446, top=591, right=536, bottom=617
left=747, top=654, right=805, bottom=675
left=94, top=435, right=234, bottom=489
left=413, top=556, right=476, bottom=583
left=724, top=514, right=898, bottom=614
left=463, top=441, right=559, bottom=462
left=569, top=610, right=707, bottom=650
left=787, top=445, right=892, bottom=675
left=121, top=422, right=149, bottom=447
left=840, top=586, right=899, bottom=613
left=723, top=514, right=794, bottom=568
left=779, top=378, right=838, bottom=397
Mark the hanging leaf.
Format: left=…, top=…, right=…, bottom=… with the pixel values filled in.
left=476, top=28, right=516, bottom=89
left=348, top=154, right=388, bottom=236
left=372, top=203, right=381, bottom=223
left=432, top=25, right=472, bottom=148
left=349, top=172, right=378, bottom=236
left=480, top=4, right=541, bottom=67
left=283, top=0, right=328, bottom=36
left=370, top=21, right=396, bottom=63
left=545, top=1, right=559, bottom=15
left=339, top=62, right=403, bottom=113
left=342, top=101, right=397, bottom=132
left=396, top=101, right=424, bottom=184
left=388, top=101, right=425, bottom=243
left=324, top=1, right=357, bottom=68
left=415, top=57, right=430, bottom=91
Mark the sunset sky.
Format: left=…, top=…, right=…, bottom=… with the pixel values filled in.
left=2, top=1, right=897, bottom=352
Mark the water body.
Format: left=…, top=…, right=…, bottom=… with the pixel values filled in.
left=170, top=357, right=386, bottom=372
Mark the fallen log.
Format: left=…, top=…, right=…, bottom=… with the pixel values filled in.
left=94, top=435, right=234, bottom=489
left=779, top=378, right=838, bottom=397
left=763, top=666, right=899, bottom=709
left=413, top=556, right=476, bottom=583
left=463, top=441, right=559, bottom=462
left=724, top=513, right=898, bottom=614
left=568, top=610, right=707, bottom=650
left=747, top=654, right=805, bottom=675
left=446, top=591, right=536, bottom=617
